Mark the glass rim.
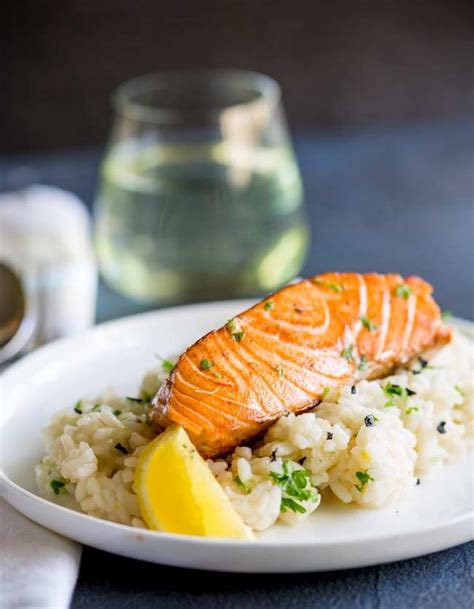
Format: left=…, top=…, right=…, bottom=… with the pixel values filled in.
left=112, top=68, right=281, bottom=123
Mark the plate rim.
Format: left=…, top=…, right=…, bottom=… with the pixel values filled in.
left=2, top=461, right=473, bottom=549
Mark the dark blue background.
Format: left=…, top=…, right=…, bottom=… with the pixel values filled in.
left=1, top=121, right=472, bottom=607
left=1, top=122, right=472, bottom=321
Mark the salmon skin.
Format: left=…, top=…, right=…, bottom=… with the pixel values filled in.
left=151, top=273, right=451, bottom=458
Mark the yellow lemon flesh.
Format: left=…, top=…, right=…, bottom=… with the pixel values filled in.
left=134, top=425, right=253, bottom=539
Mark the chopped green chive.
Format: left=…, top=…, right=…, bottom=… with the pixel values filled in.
left=161, top=359, right=175, bottom=373
left=126, top=396, right=145, bottom=403
left=405, top=406, right=419, bottom=415
left=384, top=384, right=406, bottom=397
left=264, top=301, right=274, bottom=311
left=383, top=384, right=416, bottom=408
left=270, top=460, right=319, bottom=514
left=92, top=404, right=102, bottom=411
left=355, top=469, right=374, bottom=493
left=226, top=318, right=239, bottom=333
left=441, top=310, right=452, bottom=321
left=212, top=371, right=223, bottom=379
left=155, top=354, right=176, bottom=373
left=313, top=278, right=344, bottom=293
left=395, top=284, right=413, bottom=299
left=50, top=480, right=65, bottom=495
left=281, top=497, right=307, bottom=514
left=73, top=400, right=83, bottom=414
left=275, top=364, right=284, bottom=377
left=360, top=316, right=378, bottom=332
left=233, top=475, right=251, bottom=495
left=226, top=318, right=245, bottom=342
left=358, top=355, right=368, bottom=371
left=322, top=386, right=331, bottom=399
left=455, top=385, right=466, bottom=398
left=200, top=358, right=214, bottom=370
left=341, top=344, right=354, bottom=362
left=113, top=409, right=122, bottom=416
left=384, top=384, right=406, bottom=398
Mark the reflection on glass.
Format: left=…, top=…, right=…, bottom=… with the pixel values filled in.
left=94, top=70, right=309, bottom=304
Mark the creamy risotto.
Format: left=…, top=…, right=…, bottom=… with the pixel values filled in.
left=36, top=329, right=473, bottom=532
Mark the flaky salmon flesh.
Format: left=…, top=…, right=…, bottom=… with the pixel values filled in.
left=151, top=273, right=451, bottom=458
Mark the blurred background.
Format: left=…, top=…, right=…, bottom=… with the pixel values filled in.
left=3, top=0, right=474, bottom=152
left=0, top=0, right=473, bottom=353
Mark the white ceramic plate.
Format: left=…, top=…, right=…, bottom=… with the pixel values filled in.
left=1, top=301, right=473, bottom=573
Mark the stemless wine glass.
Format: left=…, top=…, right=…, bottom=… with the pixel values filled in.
left=94, top=69, right=309, bottom=304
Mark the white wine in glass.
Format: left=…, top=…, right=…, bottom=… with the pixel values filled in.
left=94, top=70, right=309, bottom=304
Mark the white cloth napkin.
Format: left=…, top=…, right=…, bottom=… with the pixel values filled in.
left=0, top=499, right=82, bottom=609
left=0, top=186, right=98, bottom=608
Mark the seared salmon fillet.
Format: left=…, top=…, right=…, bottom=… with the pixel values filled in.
left=151, top=273, right=451, bottom=458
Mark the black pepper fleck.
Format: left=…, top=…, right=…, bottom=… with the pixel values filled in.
left=326, top=432, right=334, bottom=440
left=114, top=443, right=128, bottom=454
left=414, top=357, right=429, bottom=374
left=406, top=388, right=417, bottom=396
left=351, top=385, right=356, bottom=394
left=437, top=421, right=447, bottom=434
left=416, top=478, right=421, bottom=485
left=270, top=449, right=278, bottom=462
left=364, top=415, right=376, bottom=427
left=298, top=457, right=307, bottom=466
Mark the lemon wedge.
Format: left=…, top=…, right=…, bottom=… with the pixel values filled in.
left=134, top=425, right=254, bottom=539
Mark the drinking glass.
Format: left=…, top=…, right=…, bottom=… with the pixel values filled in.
left=94, top=69, right=309, bottom=304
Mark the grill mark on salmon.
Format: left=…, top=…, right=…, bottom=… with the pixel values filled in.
left=212, top=332, right=279, bottom=417
left=243, top=326, right=348, bottom=379
left=231, top=333, right=311, bottom=404
left=255, top=294, right=331, bottom=336
left=151, top=272, right=451, bottom=458
left=376, top=276, right=391, bottom=359
left=177, top=355, right=260, bottom=419
left=171, top=385, right=250, bottom=427
left=212, top=333, right=286, bottom=413
left=234, top=330, right=326, bottom=400
left=174, top=365, right=254, bottom=420
left=245, top=328, right=346, bottom=388
left=402, top=293, right=417, bottom=352
left=352, top=273, right=368, bottom=341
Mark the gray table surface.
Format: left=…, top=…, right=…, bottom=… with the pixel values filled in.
left=1, top=121, right=473, bottom=608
